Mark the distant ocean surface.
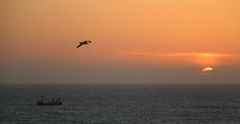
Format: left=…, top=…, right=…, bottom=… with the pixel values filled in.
left=1, top=84, right=240, bottom=124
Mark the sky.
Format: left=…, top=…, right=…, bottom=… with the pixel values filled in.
left=1, top=0, right=240, bottom=84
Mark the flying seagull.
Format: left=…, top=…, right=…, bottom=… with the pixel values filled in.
left=76, top=40, right=92, bottom=48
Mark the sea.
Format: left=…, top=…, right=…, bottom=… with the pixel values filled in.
left=1, top=84, right=240, bottom=124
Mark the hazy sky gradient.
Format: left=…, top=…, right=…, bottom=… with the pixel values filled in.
left=1, top=0, right=240, bottom=84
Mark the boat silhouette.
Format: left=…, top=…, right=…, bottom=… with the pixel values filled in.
left=36, top=96, right=63, bottom=106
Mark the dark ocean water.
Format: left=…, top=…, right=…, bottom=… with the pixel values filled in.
left=1, top=84, right=240, bottom=124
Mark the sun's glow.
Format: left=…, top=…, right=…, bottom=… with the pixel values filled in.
left=195, top=54, right=218, bottom=66
left=121, top=51, right=233, bottom=66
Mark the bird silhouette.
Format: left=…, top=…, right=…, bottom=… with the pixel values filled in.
left=76, top=40, right=92, bottom=48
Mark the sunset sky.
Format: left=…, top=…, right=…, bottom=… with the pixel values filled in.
left=1, top=0, right=240, bottom=84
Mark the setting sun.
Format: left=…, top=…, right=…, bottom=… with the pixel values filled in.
left=202, top=67, right=214, bottom=75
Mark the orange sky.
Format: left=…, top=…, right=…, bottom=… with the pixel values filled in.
left=1, top=0, right=240, bottom=84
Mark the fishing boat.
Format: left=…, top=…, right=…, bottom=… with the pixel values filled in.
left=36, top=96, right=63, bottom=106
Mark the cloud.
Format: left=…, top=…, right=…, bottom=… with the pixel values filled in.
left=121, top=50, right=234, bottom=58
left=119, top=50, right=236, bottom=66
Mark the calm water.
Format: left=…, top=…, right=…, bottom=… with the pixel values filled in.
left=1, top=84, right=240, bottom=124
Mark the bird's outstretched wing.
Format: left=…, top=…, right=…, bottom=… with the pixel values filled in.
left=76, top=43, right=83, bottom=48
